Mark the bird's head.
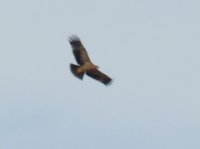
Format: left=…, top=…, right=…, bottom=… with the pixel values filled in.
left=95, top=65, right=99, bottom=69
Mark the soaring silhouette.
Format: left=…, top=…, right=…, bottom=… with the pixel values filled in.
left=68, top=35, right=112, bottom=86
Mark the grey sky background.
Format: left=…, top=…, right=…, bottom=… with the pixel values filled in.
left=0, top=0, right=200, bottom=149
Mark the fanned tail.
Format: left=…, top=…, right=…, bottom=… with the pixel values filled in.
left=70, top=64, right=84, bottom=80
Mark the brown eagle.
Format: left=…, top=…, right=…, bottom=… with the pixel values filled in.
left=68, top=35, right=112, bottom=86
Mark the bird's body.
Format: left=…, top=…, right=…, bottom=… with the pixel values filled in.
left=68, top=35, right=112, bottom=86
left=76, top=62, right=98, bottom=73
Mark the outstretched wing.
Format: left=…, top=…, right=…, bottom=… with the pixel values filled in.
left=68, top=35, right=91, bottom=65
left=86, top=69, right=112, bottom=86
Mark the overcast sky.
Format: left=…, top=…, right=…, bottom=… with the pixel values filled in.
left=0, top=0, right=200, bottom=149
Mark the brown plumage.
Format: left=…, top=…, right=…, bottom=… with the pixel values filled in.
left=68, top=35, right=112, bottom=86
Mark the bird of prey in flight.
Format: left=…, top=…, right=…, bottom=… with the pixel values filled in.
left=68, top=35, right=112, bottom=86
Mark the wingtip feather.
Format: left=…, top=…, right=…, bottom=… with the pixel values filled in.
left=68, top=34, right=80, bottom=42
left=104, top=78, right=113, bottom=86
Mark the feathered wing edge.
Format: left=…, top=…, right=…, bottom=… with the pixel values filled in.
left=68, top=34, right=80, bottom=43
left=86, top=69, right=112, bottom=86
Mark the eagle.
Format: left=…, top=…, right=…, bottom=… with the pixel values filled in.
left=68, top=35, right=112, bottom=86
